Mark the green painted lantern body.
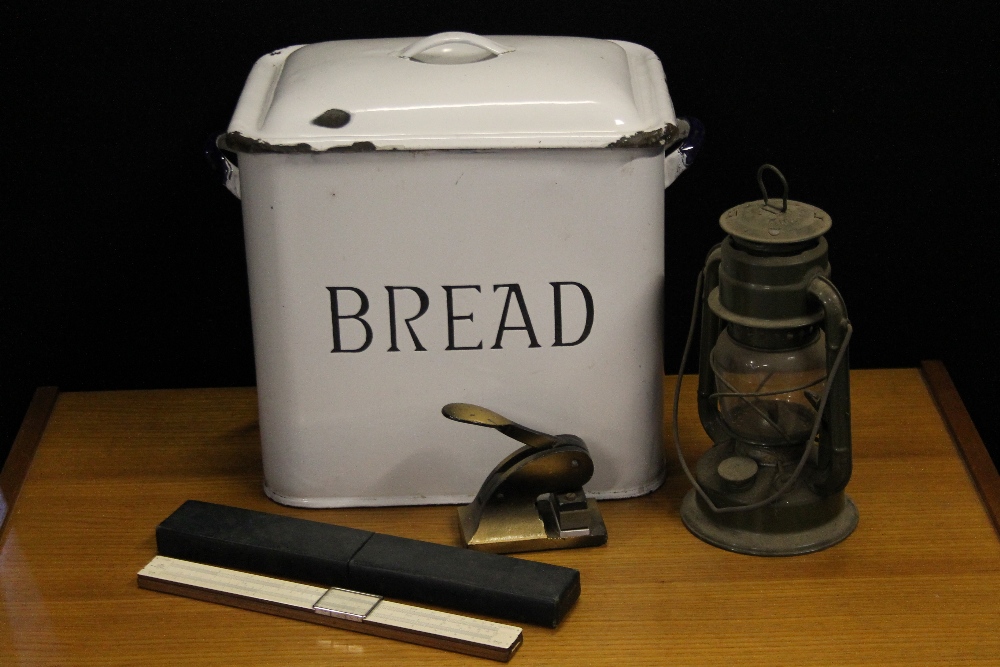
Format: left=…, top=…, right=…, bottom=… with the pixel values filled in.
left=680, top=166, right=858, bottom=556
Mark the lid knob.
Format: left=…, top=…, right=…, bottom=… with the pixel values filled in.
left=400, top=32, right=514, bottom=64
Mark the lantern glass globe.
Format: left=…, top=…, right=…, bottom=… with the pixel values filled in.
left=713, top=328, right=827, bottom=447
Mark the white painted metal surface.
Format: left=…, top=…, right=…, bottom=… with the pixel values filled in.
left=227, top=34, right=676, bottom=150
left=227, top=33, right=685, bottom=507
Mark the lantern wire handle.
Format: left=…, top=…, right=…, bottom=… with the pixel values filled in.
left=758, top=164, right=789, bottom=212
left=672, top=269, right=852, bottom=514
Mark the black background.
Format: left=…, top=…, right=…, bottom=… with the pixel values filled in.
left=3, top=2, right=997, bottom=472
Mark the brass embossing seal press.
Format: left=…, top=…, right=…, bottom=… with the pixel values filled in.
left=443, top=403, right=608, bottom=553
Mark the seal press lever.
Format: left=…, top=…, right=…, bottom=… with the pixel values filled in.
left=442, top=403, right=608, bottom=554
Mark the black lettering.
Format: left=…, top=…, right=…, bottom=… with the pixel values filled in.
left=327, top=287, right=373, bottom=353
left=551, top=281, right=594, bottom=346
left=443, top=285, right=483, bottom=350
left=492, top=284, right=541, bottom=349
left=386, top=286, right=429, bottom=352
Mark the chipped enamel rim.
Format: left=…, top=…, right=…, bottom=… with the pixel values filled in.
left=225, top=34, right=679, bottom=152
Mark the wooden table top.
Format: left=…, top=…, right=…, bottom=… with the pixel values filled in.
left=1, top=364, right=998, bottom=665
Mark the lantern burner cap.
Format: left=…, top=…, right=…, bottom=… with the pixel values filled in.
left=720, top=165, right=831, bottom=245
left=717, top=456, right=758, bottom=492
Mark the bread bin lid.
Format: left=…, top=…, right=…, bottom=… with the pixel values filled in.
left=225, top=32, right=678, bottom=152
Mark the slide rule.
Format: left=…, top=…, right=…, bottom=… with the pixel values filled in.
left=138, top=555, right=523, bottom=662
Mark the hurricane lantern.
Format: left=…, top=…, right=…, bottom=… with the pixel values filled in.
left=675, top=165, right=857, bottom=556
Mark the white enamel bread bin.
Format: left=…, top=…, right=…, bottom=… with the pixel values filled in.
left=221, top=32, right=696, bottom=507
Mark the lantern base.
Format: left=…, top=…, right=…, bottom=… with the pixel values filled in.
left=680, top=490, right=858, bottom=556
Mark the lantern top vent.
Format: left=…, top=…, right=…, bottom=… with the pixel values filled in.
left=720, top=165, right=831, bottom=245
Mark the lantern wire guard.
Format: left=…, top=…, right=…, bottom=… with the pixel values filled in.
left=672, top=272, right=853, bottom=514
left=672, top=165, right=858, bottom=556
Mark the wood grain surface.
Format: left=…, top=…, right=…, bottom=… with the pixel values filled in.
left=922, top=360, right=1000, bottom=538
left=0, top=387, right=57, bottom=541
left=1, top=369, right=998, bottom=665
